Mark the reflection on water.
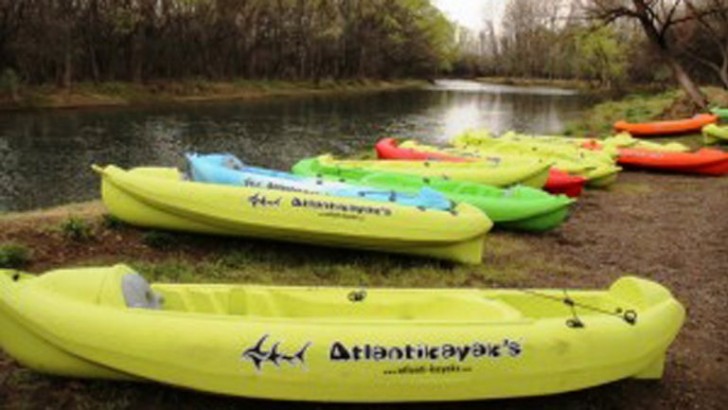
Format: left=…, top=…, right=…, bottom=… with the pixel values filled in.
left=0, top=80, right=591, bottom=212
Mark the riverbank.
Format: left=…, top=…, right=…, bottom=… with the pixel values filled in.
left=564, top=86, right=728, bottom=138
left=0, top=79, right=428, bottom=111
left=1, top=171, right=726, bottom=409
left=474, top=76, right=596, bottom=91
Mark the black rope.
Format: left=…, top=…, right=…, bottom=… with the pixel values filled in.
left=520, top=288, right=638, bottom=328
left=563, top=289, right=584, bottom=328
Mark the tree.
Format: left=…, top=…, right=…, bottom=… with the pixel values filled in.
left=575, top=25, right=628, bottom=87
left=682, top=0, right=728, bottom=89
left=584, top=0, right=709, bottom=108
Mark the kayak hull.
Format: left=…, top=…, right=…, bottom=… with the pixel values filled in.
left=374, top=138, right=551, bottom=188
left=449, top=133, right=622, bottom=188
left=617, top=148, right=728, bottom=176
left=94, top=165, right=493, bottom=264
left=0, top=265, right=685, bottom=402
left=702, top=124, right=728, bottom=145
left=614, top=114, right=718, bottom=137
left=293, top=157, right=574, bottom=232
left=376, top=138, right=584, bottom=196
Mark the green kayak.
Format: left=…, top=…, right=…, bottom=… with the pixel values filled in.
left=702, top=123, right=728, bottom=144
left=711, top=108, right=728, bottom=121
left=292, top=156, right=575, bottom=232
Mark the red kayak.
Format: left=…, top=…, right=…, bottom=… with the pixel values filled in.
left=614, top=114, right=717, bottom=137
left=374, top=138, right=586, bottom=197
left=617, top=148, right=728, bottom=175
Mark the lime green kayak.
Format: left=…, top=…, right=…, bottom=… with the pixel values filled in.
left=494, top=131, right=617, bottom=164
left=292, top=156, right=575, bottom=232
left=702, top=123, right=728, bottom=144
left=449, top=131, right=622, bottom=188
left=598, top=133, right=689, bottom=152
left=296, top=154, right=552, bottom=188
left=0, top=264, right=685, bottom=401
left=93, top=165, right=492, bottom=264
left=492, top=131, right=689, bottom=153
left=711, top=107, right=728, bottom=121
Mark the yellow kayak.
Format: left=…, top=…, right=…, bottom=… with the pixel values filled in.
left=0, top=264, right=685, bottom=402
left=449, top=132, right=622, bottom=188
left=93, top=165, right=492, bottom=264
left=497, top=131, right=689, bottom=153
left=597, top=133, right=689, bottom=152
left=496, top=131, right=617, bottom=164
left=311, top=154, right=552, bottom=188
left=702, top=124, right=728, bottom=145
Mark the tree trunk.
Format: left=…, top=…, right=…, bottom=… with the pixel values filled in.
left=720, top=55, right=728, bottom=89
left=666, top=56, right=708, bottom=109
left=130, top=30, right=143, bottom=83
left=62, top=46, right=72, bottom=91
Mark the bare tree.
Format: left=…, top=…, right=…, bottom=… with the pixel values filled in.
left=683, top=0, right=728, bottom=89
left=584, top=0, right=709, bottom=108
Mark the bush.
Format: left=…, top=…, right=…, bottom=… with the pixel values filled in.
left=0, top=243, right=31, bottom=269
left=142, top=230, right=178, bottom=250
left=101, top=213, right=125, bottom=230
left=60, top=216, right=93, bottom=241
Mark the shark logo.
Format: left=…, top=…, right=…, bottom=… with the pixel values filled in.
left=247, top=193, right=282, bottom=208
left=241, top=334, right=312, bottom=371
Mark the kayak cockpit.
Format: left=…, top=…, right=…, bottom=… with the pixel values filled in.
left=152, top=284, right=527, bottom=322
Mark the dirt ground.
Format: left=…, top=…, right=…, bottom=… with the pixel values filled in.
left=0, top=170, right=727, bottom=409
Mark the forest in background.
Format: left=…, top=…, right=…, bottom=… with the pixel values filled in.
left=454, top=0, right=728, bottom=98
left=0, top=0, right=727, bottom=105
left=0, top=0, right=454, bottom=88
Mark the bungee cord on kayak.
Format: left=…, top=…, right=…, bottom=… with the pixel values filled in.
left=521, top=288, right=639, bottom=327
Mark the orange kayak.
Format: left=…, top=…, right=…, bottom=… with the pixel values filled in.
left=617, top=148, right=728, bottom=175
left=614, top=114, right=718, bottom=137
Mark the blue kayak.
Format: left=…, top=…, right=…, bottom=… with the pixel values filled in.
left=185, top=153, right=454, bottom=211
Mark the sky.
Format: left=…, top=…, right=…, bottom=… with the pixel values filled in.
left=433, top=0, right=505, bottom=31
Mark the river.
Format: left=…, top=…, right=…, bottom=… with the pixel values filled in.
left=0, top=80, right=590, bottom=212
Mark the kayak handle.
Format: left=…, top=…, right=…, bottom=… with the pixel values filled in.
left=348, top=289, right=367, bottom=303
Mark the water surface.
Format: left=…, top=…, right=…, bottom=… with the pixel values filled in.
left=0, top=80, right=591, bottom=212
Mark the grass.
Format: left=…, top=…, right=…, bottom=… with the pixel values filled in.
left=564, top=86, right=728, bottom=138
left=0, top=197, right=576, bottom=289
left=0, top=243, right=31, bottom=269
left=126, top=234, right=545, bottom=289
left=564, top=90, right=679, bottom=137
left=101, top=213, right=126, bottom=230
left=475, top=76, right=593, bottom=91
left=59, top=216, right=94, bottom=241
left=1, top=78, right=427, bottom=110
left=141, top=230, right=179, bottom=250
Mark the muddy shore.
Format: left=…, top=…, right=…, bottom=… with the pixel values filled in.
left=0, top=170, right=727, bottom=408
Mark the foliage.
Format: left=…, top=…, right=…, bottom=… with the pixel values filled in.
left=451, top=0, right=727, bottom=92
left=59, top=216, right=93, bottom=242
left=0, top=243, right=31, bottom=269
left=101, top=214, right=125, bottom=230
left=141, top=231, right=179, bottom=250
left=564, top=90, right=681, bottom=137
left=0, top=68, right=19, bottom=98
left=574, top=26, right=627, bottom=88
left=0, top=0, right=457, bottom=86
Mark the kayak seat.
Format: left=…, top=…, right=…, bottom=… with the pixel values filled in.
left=122, top=274, right=163, bottom=309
